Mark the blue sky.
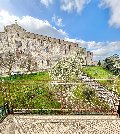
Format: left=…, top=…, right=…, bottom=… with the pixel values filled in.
left=0, top=0, right=120, bottom=61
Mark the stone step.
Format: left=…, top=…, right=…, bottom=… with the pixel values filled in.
left=80, top=73, right=119, bottom=107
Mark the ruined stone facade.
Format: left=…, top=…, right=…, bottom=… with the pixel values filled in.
left=0, top=22, right=93, bottom=74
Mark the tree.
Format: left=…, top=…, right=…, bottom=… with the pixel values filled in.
left=97, top=60, right=101, bottom=66
left=50, top=50, right=84, bottom=110
left=0, top=53, right=4, bottom=75
left=103, top=54, right=120, bottom=75
left=20, top=52, right=37, bottom=73
left=82, top=87, right=95, bottom=102
left=2, top=51, right=16, bottom=75
left=50, top=50, right=84, bottom=82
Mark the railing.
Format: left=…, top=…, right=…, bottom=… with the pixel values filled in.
left=0, top=102, right=10, bottom=122
left=0, top=80, right=119, bottom=116
left=13, top=108, right=114, bottom=115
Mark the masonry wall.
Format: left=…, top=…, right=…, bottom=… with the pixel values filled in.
left=0, top=23, right=93, bottom=73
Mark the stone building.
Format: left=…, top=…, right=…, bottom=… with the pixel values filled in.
left=0, top=22, right=93, bottom=74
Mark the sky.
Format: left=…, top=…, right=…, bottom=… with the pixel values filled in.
left=0, top=0, right=120, bottom=61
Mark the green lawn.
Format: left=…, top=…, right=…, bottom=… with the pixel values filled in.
left=0, top=68, right=115, bottom=113
left=0, top=71, right=51, bottom=82
left=82, top=66, right=120, bottom=94
left=0, top=72, right=61, bottom=109
left=10, top=82, right=61, bottom=109
left=82, top=66, right=114, bottom=79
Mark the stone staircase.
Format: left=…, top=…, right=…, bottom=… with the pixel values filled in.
left=79, top=72, right=119, bottom=110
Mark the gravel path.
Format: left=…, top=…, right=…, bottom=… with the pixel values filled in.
left=0, top=115, right=120, bottom=134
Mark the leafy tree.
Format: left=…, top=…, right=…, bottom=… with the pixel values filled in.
left=50, top=50, right=84, bottom=109
left=2, top=51, right=16, bottom=75
left=82, top=87, right=95, bottom=102
left=97, top=60, right=101, bottom=66
left=50, top=50, right=84, bottom=82
left=0, top=53, right=4, bottom=75
left=20, top=52, right=38, bottom=73
left=103, top=54, right=120, bottom=75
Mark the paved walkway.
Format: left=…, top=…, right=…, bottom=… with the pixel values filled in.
left=0, top=115, right=120, bottom=134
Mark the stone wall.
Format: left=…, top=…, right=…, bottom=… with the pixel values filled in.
left=0, top=23, right=94, bottom=74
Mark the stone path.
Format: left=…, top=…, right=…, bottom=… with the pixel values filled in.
left=80, top=73, right=119, bottom=109
left=0, top=115, right=120, bottom=134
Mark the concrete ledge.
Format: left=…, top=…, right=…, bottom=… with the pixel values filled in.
left=14, top=114, right=119, bottom=120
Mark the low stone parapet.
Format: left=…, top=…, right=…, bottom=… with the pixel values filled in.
left=0, top=115, right=120, bottom=134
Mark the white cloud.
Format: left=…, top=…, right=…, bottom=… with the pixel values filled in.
left=0, top=10, right=19, bottom=31
left=92, top=42, right=120, bottom=59
left=60, top=0, right=91, bottom=13
left=99, top=0, right=120, bottom=28
left=65, top=37, right=120, bottom=60
left=0, top=10, right=119, bottom=61
left=0, top=9, right=67, bottom=39
left=52, top=14, right=63, bottom=27
left=65, top=38, right=101, bottom=50
left=40, top=0, right=53, bottom=7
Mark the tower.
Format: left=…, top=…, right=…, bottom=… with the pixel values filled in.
left=15, top=20, right=18, bottom=25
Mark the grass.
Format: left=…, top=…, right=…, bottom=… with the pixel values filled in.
left=82, top=66, right=120, bottom=94
left=11, top=83, right=61, bottom=109
left=73, top=83, right=110, bottom=112
left=0, top=71, right=51, bottom=82
left=82, top=66, right=114, bottom=79
left=0, top=95, right=2, bottom=106
left=0, top=72, right=61, bottom=109
left=0, top=68, right=115, bottom=113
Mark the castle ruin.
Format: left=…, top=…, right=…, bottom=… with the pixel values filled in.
left=0, top=22, right=93, bottom=74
